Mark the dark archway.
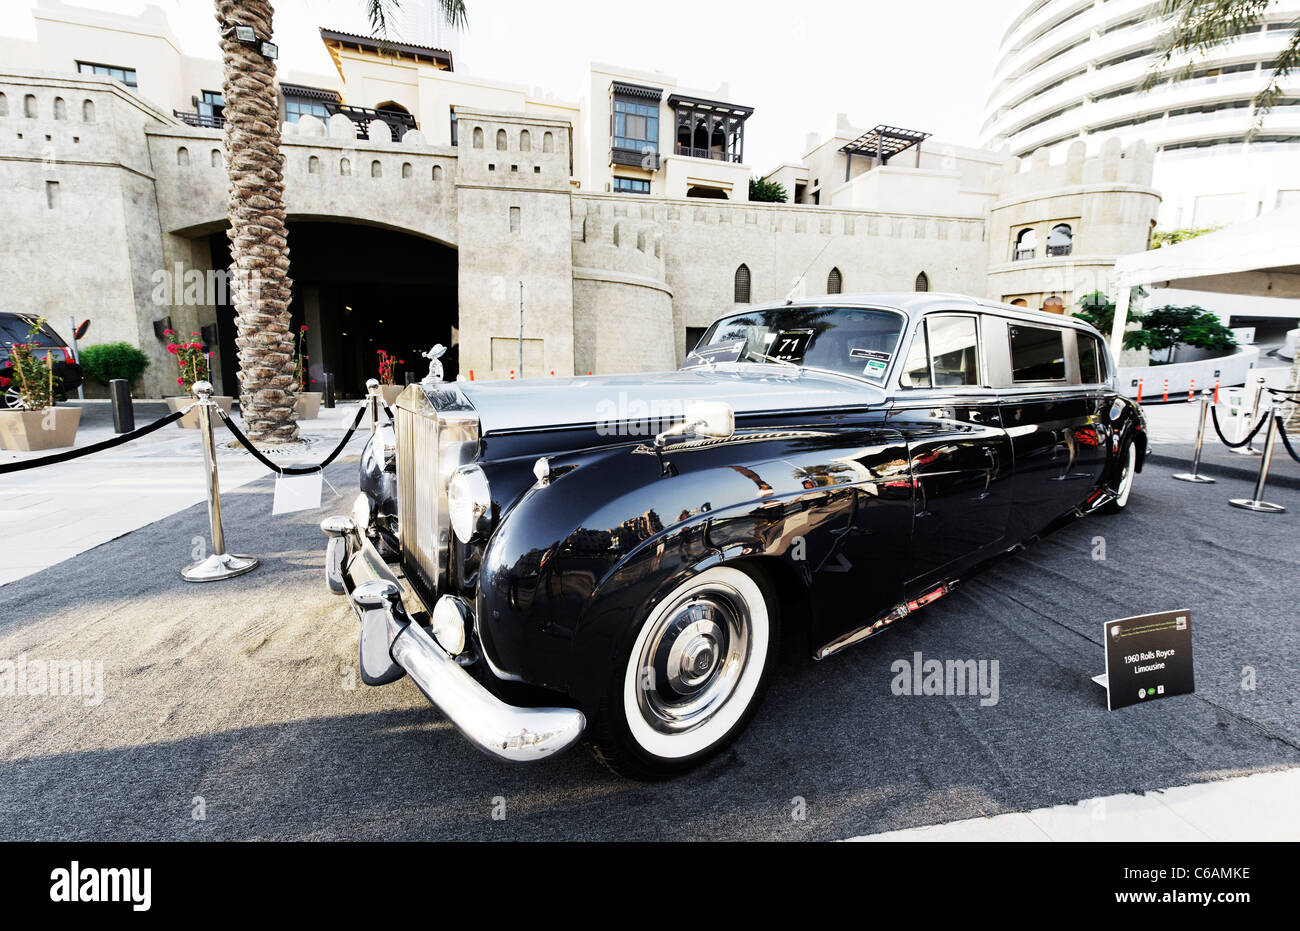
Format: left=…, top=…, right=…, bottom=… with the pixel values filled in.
left=208, top=221, right=457, bottom=399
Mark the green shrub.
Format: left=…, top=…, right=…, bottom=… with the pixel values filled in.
left=748, top=177, right=788, bottom=203
left=79, top=342, right=151, bottom=386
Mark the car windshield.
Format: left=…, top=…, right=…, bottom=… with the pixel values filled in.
left=683, top=306, right=904, bottom=384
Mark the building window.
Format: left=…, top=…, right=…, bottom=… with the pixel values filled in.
left=914, top=271, right=929, bottom=292
left=496, top=128, right=508, bottom=151
left=198, top=90, right=224, bottom=123
left=734, top=264, right=751, bottom=304
left=1013, top=228, right=1036, bottom=261
left=449, top=108, right=458, bottom=146
left=285, top=98, right=329, bottom=123
left=827, top=267, right=843, bottom=294
left=472, top=126, right=484, bottom=148
left=1046, top=223, right=1073, bottom=256
left=77, top=61, right=137, bottom=88
left=612, top=177, right=650, bottom=194
left=613, top=97, right=659, bottom=154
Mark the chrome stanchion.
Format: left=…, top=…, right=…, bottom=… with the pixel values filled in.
left=181, top=381, right=260, bottom=581
left=1173, top=388, right=1216, bottom=484
left=1231, top=376, right=1267, bottom=456
left=366, top=377, right=380, bottom=435
left=1229, top=402, right=1287, bottom=514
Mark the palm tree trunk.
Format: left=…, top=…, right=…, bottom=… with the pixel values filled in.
left=215, top=0, right=297, bottom=443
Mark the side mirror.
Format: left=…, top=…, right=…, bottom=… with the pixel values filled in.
left=685, top=401, right=735, bottom=439
left=655, top=401, right=735, bottom=448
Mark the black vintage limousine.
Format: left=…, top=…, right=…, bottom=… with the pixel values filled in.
left=323, top=293, right=1145, bottom=778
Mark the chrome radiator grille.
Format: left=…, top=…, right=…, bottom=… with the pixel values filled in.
left=395, top=386, right=480, bottom=598
left=397, top=403, right=441, bottom=597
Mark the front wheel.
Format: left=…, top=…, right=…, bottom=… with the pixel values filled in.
left=587, top=564, right=780, bottom=780
left=1102, top=439, right=1137, bottom=513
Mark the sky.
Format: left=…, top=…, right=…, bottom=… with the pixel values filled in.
left=7, top=0, right=1024, bottom=171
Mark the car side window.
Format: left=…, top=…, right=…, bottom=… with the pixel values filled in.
left=927, top=315, right=980, bottom=387
left=899, top=325, right=930, bottom=388
left=1009, top=324, right=1066, bottom=382
left=1078, top=333, right=1101, bottom=384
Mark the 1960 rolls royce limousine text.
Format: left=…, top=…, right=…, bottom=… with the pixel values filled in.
left=322, top=293, right=1146, bottom=778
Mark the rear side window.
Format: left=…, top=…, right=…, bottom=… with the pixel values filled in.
left=1078, top=333, right=1104, bottom=384
left=1009, top=324, right=1065, bottom=382
left=928, top=316, right=980, bottom=387
left=0, top=316, right=60, bottom=347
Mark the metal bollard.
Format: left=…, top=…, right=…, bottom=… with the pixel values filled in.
left=109, top=378, right=134, bottom=434
left=322, top=372, right=335, bottom=409
left=366, top=377, right=380, bottom=435
left=1232, top=376, right=1267, bottom=456
left=181, top=381, right=260, bottom=581
left=1173, top=389, right=1216, bottom=484
left=1229, top=402, right=1286, bottom=513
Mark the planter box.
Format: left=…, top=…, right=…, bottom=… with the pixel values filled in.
left=380, top=384, right=403, bottom=407
left=167, top=395, right=233, bottom=429
left=0, top=406, right=81, bottom=451
left=295, top=391, right=323, bottom=420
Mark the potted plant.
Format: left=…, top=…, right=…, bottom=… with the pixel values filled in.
left=78, top=341, right=151, bottom=396
left=377, top=349, right=405, bottom=406
left=164, top=329, right=231, bottom=428
left=0, top=318, right=81, bottom=450
left=292, top=325, right=322, bottom=420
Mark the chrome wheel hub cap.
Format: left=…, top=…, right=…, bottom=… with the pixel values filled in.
left=635, top=587, right=751, bottom=735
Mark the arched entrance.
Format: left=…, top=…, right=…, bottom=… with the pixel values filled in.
left=207, top=220, right=458, bottom=398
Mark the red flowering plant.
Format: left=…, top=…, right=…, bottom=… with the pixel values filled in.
left=376, top=348, right=405, bottom=386
left=5, top=317, right=61, bottom=410
left=294, top=324, right=314, bottom=392
left=165, top=329, right=208, bottom=395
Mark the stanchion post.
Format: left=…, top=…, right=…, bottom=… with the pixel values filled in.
left=366, top=377, right=380, bottom=435
left=1229, top=401, right=1286, bottom=513
left=1233, top=376, right=1267, bottom=456
left=181, top=380, right=259, bottom=581
left=109, top=378, right=134, bottom=434
left=1173, top=388, right=1216, bottom=484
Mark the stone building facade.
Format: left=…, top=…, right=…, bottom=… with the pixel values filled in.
left=0, top=1, right=1161, bottom=398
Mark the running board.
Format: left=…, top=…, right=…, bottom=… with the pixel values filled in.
left=814, top=581, right=956, bottom=660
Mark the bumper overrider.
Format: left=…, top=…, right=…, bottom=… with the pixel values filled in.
left=321, top=511, right=586, bottom=762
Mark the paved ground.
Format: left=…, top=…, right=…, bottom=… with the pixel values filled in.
left=0, top=400, right=368, bottom=585
left=1, top=454, right=1297, bottom=841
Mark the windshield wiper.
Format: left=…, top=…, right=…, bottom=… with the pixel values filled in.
left=748, top=352, right=803, bottom=373
left=685, top=348, right=716, bottom=370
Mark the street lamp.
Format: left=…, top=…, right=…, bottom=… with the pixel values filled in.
left=223, top=24, right=277, bottom=60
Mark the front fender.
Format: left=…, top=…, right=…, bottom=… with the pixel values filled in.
left=476, top=424, right=912, bottom=711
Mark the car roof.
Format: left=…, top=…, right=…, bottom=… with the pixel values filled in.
left=742, top=292, right=1101, bottom=334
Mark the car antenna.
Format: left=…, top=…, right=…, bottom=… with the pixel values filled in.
left=784, top=235, right=838, bottom=304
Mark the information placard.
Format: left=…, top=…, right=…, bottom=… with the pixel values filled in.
left=1098, top=609, right=1195, bottom=711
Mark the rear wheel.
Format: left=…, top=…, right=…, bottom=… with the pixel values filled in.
left=1102, top=439, right=1137, bottom=513
left=587, top=564, right=780, bottom=780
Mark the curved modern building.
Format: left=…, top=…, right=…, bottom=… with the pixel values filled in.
left=983, top=0, right=1300, bottom=230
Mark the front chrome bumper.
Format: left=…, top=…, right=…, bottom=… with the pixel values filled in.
left=322, top=512, right=586, bottom=763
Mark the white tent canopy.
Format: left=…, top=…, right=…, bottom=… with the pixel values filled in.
left=1108, top=206, right=1300, bottom=357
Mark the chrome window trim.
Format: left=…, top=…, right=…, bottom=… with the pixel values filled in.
left=894, top=310, right=988, bottom=392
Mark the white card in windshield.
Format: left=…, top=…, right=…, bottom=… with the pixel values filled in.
left=770, top=329, right=813, bottom=362
left=695, top=339, right=745, bottom=364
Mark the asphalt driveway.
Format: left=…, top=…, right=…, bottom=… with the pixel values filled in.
left=1, top=459, right=1297, bottom=840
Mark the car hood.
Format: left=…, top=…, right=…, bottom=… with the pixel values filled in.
left=456, top=365, right=884, bottom=435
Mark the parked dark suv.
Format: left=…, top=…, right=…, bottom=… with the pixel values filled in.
left=0, top=313, right=84, bottom=408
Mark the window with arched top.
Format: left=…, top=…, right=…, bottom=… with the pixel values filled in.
left=24, top=94, right=38, bottom=118
left=914, top=271, right=929, bottom=292
left=734, top=264, right=751, bottom=304
left=0, top=93, right=8, bottom=117
left=519, top=129, right=531, bottom=151
left=82, top=99, right=95, bottom=122
left=543, top=131, right=555, bottom=153
left=371, top=160, right=382, bottom=178
left=827, top=267, right=842, bottom=294
left=211, top=148, right=222, bottom=168
left=1047, top=223, right=1073, bottom=256
left=176, top=146, right=189, bottom=167
left=496, top=128, right=508, bottom=151
left=432, top=164, right=443, bottom=180
left=1013, top=227, right=1036, bottom=261
left=53, top=97, right=66, bottom=120
left=472, top=126, right=484, bottom=149
left=340, top=157, right=351, bottom=176
left=401, top=162, right=412, bottom=178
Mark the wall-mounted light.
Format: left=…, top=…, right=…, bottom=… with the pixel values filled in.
left=224, top=24, right=277, bottom=60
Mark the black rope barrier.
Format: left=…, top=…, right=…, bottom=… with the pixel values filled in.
left=217, top=405, right=366, bottom=475
left=1210, top=405, right=1270, bottom=449
left=1275, top=416, right=1300, bottom=465
left=0, top=405, right=191, bottom=475
left=382, top=403, right=395, bottom=422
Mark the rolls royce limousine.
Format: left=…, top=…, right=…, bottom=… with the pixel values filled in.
left=322, top=292, right=1145, bottom=778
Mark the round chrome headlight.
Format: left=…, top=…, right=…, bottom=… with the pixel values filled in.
left=447, top=464, right=491, bottom=542
left=431, top=595, right=469, bottom=656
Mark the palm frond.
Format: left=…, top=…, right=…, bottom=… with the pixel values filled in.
left=1141, top=0, right=1271, bottom=90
